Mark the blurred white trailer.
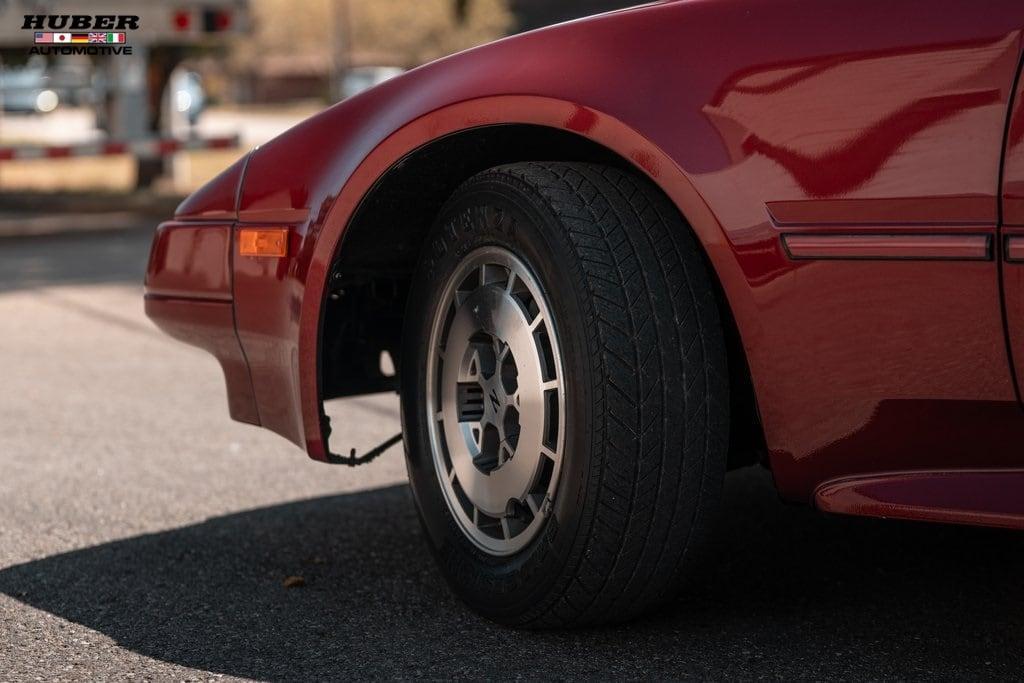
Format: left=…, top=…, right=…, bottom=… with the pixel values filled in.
left=0, top=0, right=249, bottom=186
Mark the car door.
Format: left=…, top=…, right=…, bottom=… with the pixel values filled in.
left=685, top=2, right=1024, bottom=495
left=1000, top=57, right=1024, bottom=401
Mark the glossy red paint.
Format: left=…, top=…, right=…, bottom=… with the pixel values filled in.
left=143, top=296, right=259, bottom=425
left=815, top=470, right=1024, bottom=529
left=145, top=222, right=233, bottom=300
left=173, top=152, right=247, bottom=222
left=232, top=221, right=306, bottom=444
left=1001, top=60, right=1024, bottom=403
left=147, top=0, right=1024, bottom=525
left=144, top=220, right=258, bottom=424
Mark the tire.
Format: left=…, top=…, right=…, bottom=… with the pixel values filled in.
left=400, top=161, right=728, bottom=627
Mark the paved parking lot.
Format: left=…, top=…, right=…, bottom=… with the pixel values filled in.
left=1, top=227, right=1023, bottom=680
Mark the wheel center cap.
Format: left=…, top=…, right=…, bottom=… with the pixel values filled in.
left=442, top=284, right=542, bottom=512
left=453, top=322, right=521, bottom=476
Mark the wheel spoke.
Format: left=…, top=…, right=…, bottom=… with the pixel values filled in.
left=468, top=421, right=483, bottom=450
left=526, top=493, right=542, bottom=515
left=493, top=337, right=509, bottom=362
left=463, top=349, right=480, bottom=380
left=481, top=263, right=507, bottom=286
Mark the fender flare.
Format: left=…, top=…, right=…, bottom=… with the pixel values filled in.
left=297, top=94, right=760, bottom=460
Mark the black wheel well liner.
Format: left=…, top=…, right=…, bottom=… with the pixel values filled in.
left=320, top=124, right=766, bottom=469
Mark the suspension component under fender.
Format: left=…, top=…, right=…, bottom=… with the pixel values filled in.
left=320, top=411, right=402, bottom=466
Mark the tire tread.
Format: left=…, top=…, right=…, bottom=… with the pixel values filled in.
left=462, top=162, right=728, bottom=627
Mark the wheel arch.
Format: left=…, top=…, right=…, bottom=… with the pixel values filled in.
left=310, top=98, right=765, bottom=468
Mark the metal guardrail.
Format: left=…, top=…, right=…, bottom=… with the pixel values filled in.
left=0, top=134, right=240, bottom=160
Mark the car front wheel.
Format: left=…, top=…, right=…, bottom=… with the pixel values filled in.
left=401, top=161, right=729, bottom=627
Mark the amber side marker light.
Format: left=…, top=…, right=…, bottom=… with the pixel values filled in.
left=239, top=228, right=289, bottom=257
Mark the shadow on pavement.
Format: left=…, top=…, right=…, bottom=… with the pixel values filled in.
left=1, top=469, right=1022, bottom=679
left=0, top=228, right=153, bottom=292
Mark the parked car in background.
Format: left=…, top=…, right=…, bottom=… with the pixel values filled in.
left=166, top=70, right=206, bottom=131
left=339, top=66, right=405, bottom=100
left=145, top=0, right=1024, bottom=628
left=0, top=59, right=58, bottom=113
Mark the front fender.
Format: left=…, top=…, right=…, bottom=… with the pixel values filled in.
left=231, top=0, right=755, bottom=459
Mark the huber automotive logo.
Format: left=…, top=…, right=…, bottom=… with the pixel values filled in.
left=23, top=15, right=137, bottom=55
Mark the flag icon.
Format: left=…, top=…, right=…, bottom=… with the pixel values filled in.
left=33, top=33, right=72, bottom=44
left=88, top=33, right=126, bottom=43
left=33, top=32, right=64, bottom=43
left=33, top=32, right=126, bottom=44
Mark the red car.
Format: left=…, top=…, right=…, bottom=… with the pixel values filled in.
left=145, top=0, right=1024, bottom=626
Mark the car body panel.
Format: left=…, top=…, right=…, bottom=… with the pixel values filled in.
left=174, top=152, right=247, bottom=221
left=1000, top=63, right=1024, bottom=401
left=143, top=218, right=260, bottom=426
left=149, top=0, right=1024, bottom=516
left=815, top=469, right=1024, bottom=529
left=144, top=296, right=260, bottom=424
left=145, top=221, right=233, bottom=300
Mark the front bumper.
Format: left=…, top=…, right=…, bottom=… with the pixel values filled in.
left=144, top=220, right=259, bottom=425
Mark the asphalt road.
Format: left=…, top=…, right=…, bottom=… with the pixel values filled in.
left=1, top=227, right=1023, bottom=681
